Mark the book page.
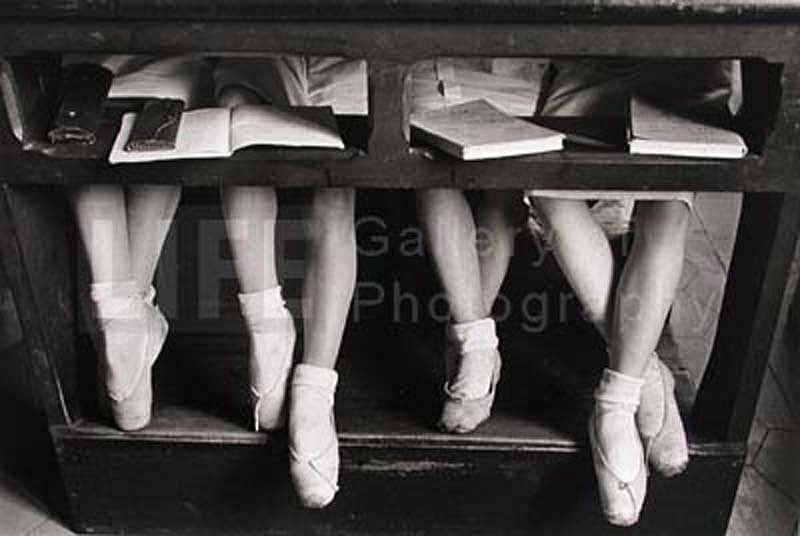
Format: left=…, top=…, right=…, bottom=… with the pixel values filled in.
left=229, top=105, right=344, bottom=152
left=411, top=100, right=563, bottom=151
left=109, top=107, right=231, bottom=164
left=630, top=97, right=744, bottom=146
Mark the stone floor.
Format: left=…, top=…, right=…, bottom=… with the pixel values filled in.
left=0, top=193, right=798, bottom=535
left=674, top=193, right=800, bottom=536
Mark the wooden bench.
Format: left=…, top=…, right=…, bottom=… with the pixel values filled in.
left=0, top=2, right=799, bottom=533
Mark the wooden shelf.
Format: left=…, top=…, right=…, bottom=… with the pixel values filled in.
left=0, top=143, right=775, bottom=190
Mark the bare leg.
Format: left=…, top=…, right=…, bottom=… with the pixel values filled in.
left=609, top=200, right=690, bottom=377
left=218, top=86, right=280, bottom=294
left=533, top=195, right=645, bottom=525
left=418, top=188, right=502, bottom=432
left=126, top=185, right=182, bottom=294
left=289, top=188, right=355, bottom=509
left=71, top=185, right=168, bottom=432
left=221, top=186, right=279, bottom=293
left=475, top=190, right=520, bottom=313
left=301, top=188, right=356, bottom=368
left=534, top=197, right=615, bottom=339
left=72, top=185, right=133, bottom=284
left=416, top=189, right=485, bottom=322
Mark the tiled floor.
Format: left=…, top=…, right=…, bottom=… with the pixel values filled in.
left=0, top=193, right=798, bottom=535
left=676, top=193, right=800, bottom=536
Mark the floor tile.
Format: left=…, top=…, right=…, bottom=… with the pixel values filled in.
left=671, top=288, right=722, bottom=339
left=693, top=193, right=742, bottom=271
left=747, top=367, right=798, bottom=465
left=671, top=335, right=714, bottom=387
left=768, top=336, right=800, bottom=424
left=727, top=466, right=799, bottom=536
left=684, top=235, right=728, bottom=278
left=753, top=429, right=800, bottom=504
left=0, top=475, right=49, bottom=535
left=757, top=365, right=798, bottom=427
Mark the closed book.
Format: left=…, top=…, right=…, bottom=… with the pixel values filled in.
left=629, top=96, right=747, bottom=159
left=410, top=100, right=564, bottom=160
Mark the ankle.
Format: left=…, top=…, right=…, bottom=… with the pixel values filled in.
left=90, top=280, right=144, bottom=321
left=239, top=286, right=290, bottom=333
left=292, top=364, right=337, bottom=397
left=448, top=317, right=498, bottom=355
left=594, top=368, right=644, bottom=410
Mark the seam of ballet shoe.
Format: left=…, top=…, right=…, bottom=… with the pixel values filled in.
left=107, top=351, right=147, bottom=402
left=590, top=421, right=640, bottom=526
left=442, top=350, right=500, bottom=401
left=109, top=306, right=166, bottom=402
left=590, top=413, right=645, bottom=487
left=289, top=427, right=337, bottom=465
left=307, top=455, right=339, bottom=492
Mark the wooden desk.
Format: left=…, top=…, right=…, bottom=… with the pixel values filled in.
left=0, top=2, right=798, bottom=533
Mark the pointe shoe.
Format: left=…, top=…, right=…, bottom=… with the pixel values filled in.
left=92, top=282, right=168, bottom=432
left=590, top=368, right=648, bottom=527
left=439, top=318, right=501, bottom=434
left=289, top=364, right=339, bottom=509
left=239, top=287, right=296, bottom=431
left=638, top=353, right=689, bottom=477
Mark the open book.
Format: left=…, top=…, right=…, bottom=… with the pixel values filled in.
left=109, top=105, right=344, bottom=164
left=410, top=100, right=564, bottom=160
left=629, top=97, right=747, bottom=159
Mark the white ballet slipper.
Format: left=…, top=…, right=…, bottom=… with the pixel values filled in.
left=91, top=282, right=167, bottom=432
left=638, top=353, right=689, bottom=477
left=439, top=317, right=501, bottom=434
left=589, top=368, right=648, bottom=527
left=239, top=286, right=296, bottom=431
left=289, top=364, right=339, bottom=509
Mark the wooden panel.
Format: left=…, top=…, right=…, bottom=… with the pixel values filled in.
left=52, top=430, right=742, bottom=535
left=2, top=0, right=800, bottom=22
left=0, top=22, right=799, bottom=62
left=367, top=60, right=410, bottom=161
left=0, top=55, right=60, bottom=148
left=0, top=186, right=77, bottom=426
left=5, top=149, right=797, bottom=191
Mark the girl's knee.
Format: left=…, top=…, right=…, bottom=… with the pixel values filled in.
left=311, top=188, right=355, bottom=217
left=635, top=201, right=691, bottom=247
left=416, top=189, right=463, bottom=217
left=308, top=189, right=355, bottom=238
left=217, top=85, right=262, bottom=108
left=532, top=197, right=590, bottom=232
